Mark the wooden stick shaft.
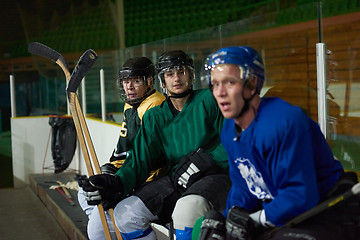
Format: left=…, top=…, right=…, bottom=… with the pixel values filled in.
left=56, top=59, right=71, bottom=81
left=74, top=96, right=102, bottom=173
left=70, top=93, right=123, bottom=240
left=69, top=93, right=112, bottom=240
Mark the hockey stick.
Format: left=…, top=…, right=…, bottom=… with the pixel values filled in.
left=28, top=43, right=122, bottom=240
left=258, top=182, right=360, bottom=239
left=67, top=49, right=123, bottom=240
left=28, top=42, right=73, bottom=115
left=28, top=42, right=71, bottom=82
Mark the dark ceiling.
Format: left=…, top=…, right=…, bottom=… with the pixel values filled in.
left=0, top=0, right=100, bottom=59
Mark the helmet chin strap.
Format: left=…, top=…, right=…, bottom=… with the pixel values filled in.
left=127, top=87, right=153, bottom=107
left=235, top=80, right=256, bottom=119
left=168, top=88, right=193, bottom=99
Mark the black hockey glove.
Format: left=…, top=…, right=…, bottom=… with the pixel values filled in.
left=100, top=163, right=120, bottom=175
left=80, top=174, right=123, bottom=210
left=173, top=148, right=222, bottom=189
left=78, top=175, right=101, bottom=206
left=199, top=209, right=226, bottom=240
left=226, top=206, right=266, bottom=240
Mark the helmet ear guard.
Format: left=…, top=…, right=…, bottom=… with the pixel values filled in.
left=242, top=67, right=258, bottom=91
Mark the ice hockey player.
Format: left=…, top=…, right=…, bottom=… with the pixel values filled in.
left=199, top=46, right=360, bottom=240
left=78, top=56, right=165, bottom=239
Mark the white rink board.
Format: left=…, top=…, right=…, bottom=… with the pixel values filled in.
left=11, top=116, right=120, bottom=185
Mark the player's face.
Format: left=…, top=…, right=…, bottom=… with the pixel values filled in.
left=211, top=64, right=246, bottom=119
left=163, top=66, right=191, bottom=96
left=122, top=77, right=148, bottom=100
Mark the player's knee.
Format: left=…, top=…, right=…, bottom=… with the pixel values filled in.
left=113, top=196, right=157, bottom=239
left=87, top=216, right=106, bottom=240
left=172, top=194, right=211, bottom=230
left=87, top=206, right=116, bottom=240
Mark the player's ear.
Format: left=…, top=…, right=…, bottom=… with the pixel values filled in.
left=146, top=77, right=152, bottom=86
left=245, top=75, right=257, bottom=94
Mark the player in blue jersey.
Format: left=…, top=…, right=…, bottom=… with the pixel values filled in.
left=200, top=46, right=360, bottom=239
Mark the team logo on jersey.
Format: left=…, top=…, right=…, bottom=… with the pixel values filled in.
left=235, top=157, right=273, bottom=200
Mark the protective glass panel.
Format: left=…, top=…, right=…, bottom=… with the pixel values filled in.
left=322, top=1, right=360, bottom=172
left=6, top=1, right=360, bottom=172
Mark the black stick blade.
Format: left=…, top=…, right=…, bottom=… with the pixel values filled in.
left=28, top=42, right=69, bottom=72
left=28, top=42, right=61, bottom=62
left=67, top=49, right=97, bottom=93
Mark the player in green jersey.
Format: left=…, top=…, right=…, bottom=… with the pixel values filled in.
left=82, top=50, right=231, bottom=240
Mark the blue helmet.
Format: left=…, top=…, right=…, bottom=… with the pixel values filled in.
left=203, top=46, right=265, bottom=94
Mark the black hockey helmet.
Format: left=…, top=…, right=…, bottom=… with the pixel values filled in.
left=156, top=50, right=194, bottom=72
left=156, top=50, right=195, bottom=92
left=119, top=57, right=156, bottom=82
left=117, top=57, right=156, bottom=105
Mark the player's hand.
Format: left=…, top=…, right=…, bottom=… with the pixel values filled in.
left=80, top=174, right=123, bottom=210
left=173, top=148, right=221, bottom=189
left=78, top=175, right=101, bottom=205
left=226, top=206, right=267, bottom=240
left=199, top=209, right=226, bottom=240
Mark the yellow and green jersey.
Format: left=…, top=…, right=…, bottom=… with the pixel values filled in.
left=109, top=89, right=165, bottom=169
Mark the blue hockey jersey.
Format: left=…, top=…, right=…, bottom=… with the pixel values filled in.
left=222, top=97, right=343, bottom=226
